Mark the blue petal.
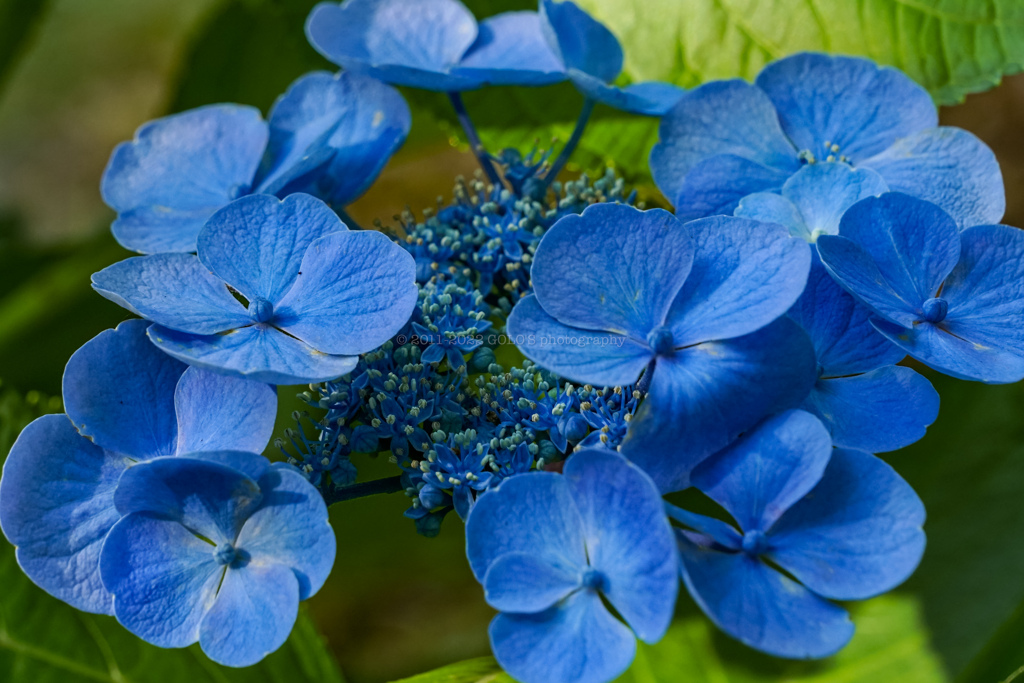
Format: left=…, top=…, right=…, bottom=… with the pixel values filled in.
left=174, top=367, right=277, bottom=454
left=622, top=318, right=817, bottom=492
left=490, top=590, right=636, bottom=683
left=734, top=192, right=808, bottom=240
left=691, top=410, right=832, bottom=533
left=677, top=535, right=853, bottom=659
left=305, top=0, right=481, bottom=92
left=667, top=215, right=810, bottom=347
left=274, top=230, right=417, bottom=355
left=101, top=104, right=268, bottom=253
left=768, top=448, right=926, bottom=600
left=63, top=319, right=184, bottom=457
left=673, top=154, right=793, bottom=220
left=788, top=258, right=905, bottom=375
left=236, top=468, right=336, bottom=600
left=101, top=513, right=224, bottom=648
left=148, top=324, right=358, bottom=385
left=92, top=254, right=250, bottom=334
left=872, top=318, right=1024, bottom=384
left=649, top=79, right=799, bottom=204
left=198, top=194, right=346, bottom=305
left=114, top=456, right=263, bottom=544
left=569, top=71, right=685, bottom=116
left=539, top=0, right=622, bottom=83
left=465, top=471, right=587, bottom=581
left=483, top=551, right=580, bottom=613
left=506, top=294, right=653, bottom=386
left=199, top=564, right=300, bottom=667
left=564, top=449, right=677, bottom=643
left=864, top=127, right=1005, bottom=228
left=803, top=366, right=939, bottom=452
left=780, top=163, right=887, bottom=239
left=0, top=415, right=127, bottom=614
left=815, top=235, right=919, bottom=327
left=754, top=53, right=937, bottom=162
left=257, top=71, right=411, bottom=205
left=530, top=204, right=694, bottom=339
left=455, top=11, right=566, bottom=86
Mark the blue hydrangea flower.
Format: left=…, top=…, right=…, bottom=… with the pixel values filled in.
left=671, top=410, right=925, bottom=658
left=306, top=0, right=566, bottom=92
left=100, top=451, right=335, bottom=666
left=103, top=71, right=410, bottom=253
left=817, top=193, right=1024, bottom=383
left=539, top=0, right=685, bottom=116
left=422, top=441, right=493, bottom=519
left=92, top=193, right=418, bottom=384
left=507, top=203, right=816, bottom=491
left=0, top=320, right=276, bottom=614
left=413, top=279, right=492, bottom=368
left=466, top=449, right=677, bottom=683
left=789, top=259, right=940, bottom=451
left=650, top=52, right=1004, bottom=227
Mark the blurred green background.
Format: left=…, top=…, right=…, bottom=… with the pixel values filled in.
left=2, top=1, right=1024, bottom=682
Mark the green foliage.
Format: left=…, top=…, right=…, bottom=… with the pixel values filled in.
left=388, top=657, right=512, bottom=683
left=0, top=0, right=50, bottom=86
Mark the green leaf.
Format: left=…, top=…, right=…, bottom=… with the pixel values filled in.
left=0, top=0, right=51, bottom=87
left=388, top=656, right=511, bottom=683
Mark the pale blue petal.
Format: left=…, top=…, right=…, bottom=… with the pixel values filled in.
left=63, top=319, right=184, bottom=457
left=673, top=154, right=793, bottom=220
left=864, top=127, right=1005, bottom=228
left=755, top=53, right=936, bottom=162
left=148, top=324, right=359, bottom=385
left=667, top=215, right=810, bottom=346
left=174, top=367, right=277, bottom=454
left=570, top=71, right=685, bottom=116
left=92, top=254, right=250, bottom=334
left=735, top=192, right=809, bottom=240
left=678, top=535, right=854, bottom=659
left=101, top=513, right=224, bottom=648
left=622, top=318, right=817, bottom=492
left=539, top=0, right=622, bottom=83
left=465, top=471, right=587, bottom=581
left=274, top=230, right=417, bottom=355
left=101, top=105, right=268, bottom=253
left=768, top=448, right=926, bottom=600
left=649, top=79, right=799, bottom=204
left=490, top=590, right=636, bottom=683
left=780, top=163, right=888, bottom=238
left=199, top=564, right=300, bottom=667
left=506, top=295, right=653, bottom=386
left=483, top=551, right=580, bottom=613
left=455, top=11, right=566, bottom=86
left=564, top=449, right=677, bottom=643
left=236, top=468, right=336, bottom=600
left=197, top=194, right=346, bottom=304
left=0, top=415, right=127, bottom=614
left=803, top=366, right=939, bottom=452
left=691, top=410, right=832, bottom=533
left=530, top=204, right=694, bottom=339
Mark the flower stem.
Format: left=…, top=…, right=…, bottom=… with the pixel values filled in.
left=543, top=98, right=596, bottom=188
left=323, top=475, right=405, bottom=506
left=448, top=92, right=502, bottom=186
left=336, top=207, right=364, bottom=231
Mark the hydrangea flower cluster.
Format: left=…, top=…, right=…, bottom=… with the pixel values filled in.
left=3, top=1, right=1024, bottom=681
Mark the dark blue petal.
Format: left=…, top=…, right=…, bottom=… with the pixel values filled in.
left=667, top=215, right=810, bottom=347
left=101, top=105, right=267, bottom=253
left=92, top=254, right=250, bottom=335
left=623, top=318, right=817, bottom=492
left=0, top=415, right=127, bottom=614
left=569, top=71, right=684, bottom=116
left=506, top=295, right=653, bottom=386
left=101, top=513, right=224, bottom=647
left=673, top=154, right=793, bottom=220
left=864, top=127, right=1005, bottom=228
left=768, top=448, right=926, bottom=600
left=63, top=319, right=184, bottom=457
left=490, top=590, right=636, bottom=683
left=148, top=323, right=359, bottom=385
left=539, top=0, right=622, bottom=83
left=198, top=194, right=346, bottom=305
left=564, top=449, right=677, bottom=643
left=678, top=534, right=853, bottom=659
left=275, top=230, right=418, bottom=355
left=455, top=11, right=567, bottom=86
left=754, top=53, right=936, bottom=162
left=174, top=367, right=277, bottom=454
left=530, top=204, right=694, bottom=339
left=649, top=79, right=799, bottom=204
left=483, top=551, right=580, bottom=613
left=198, top=563, right=300, bottom=667
left=691, top=410, right=832, bottom=533
left=802, top=366, right=939, bottom=452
